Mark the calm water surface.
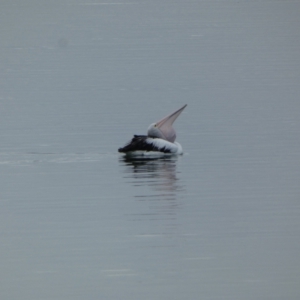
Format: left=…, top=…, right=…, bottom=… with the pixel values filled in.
left=1, top=1, right=300, bottom=299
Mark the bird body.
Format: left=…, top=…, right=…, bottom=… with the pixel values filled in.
left=118, top=135, right=183, bottom=155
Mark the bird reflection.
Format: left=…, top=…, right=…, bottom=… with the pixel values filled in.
left=119, top=156, right=185, bottom=236
left=120, top=155, right=183, bottom=194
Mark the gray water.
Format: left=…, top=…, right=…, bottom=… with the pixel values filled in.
left=1, top=1, right=300, bottom=299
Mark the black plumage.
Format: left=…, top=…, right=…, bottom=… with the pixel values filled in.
left=118, top=135, right=172, bottom=153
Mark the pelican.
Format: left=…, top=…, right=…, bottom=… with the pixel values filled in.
left=118, top=104, right=187, bottom=155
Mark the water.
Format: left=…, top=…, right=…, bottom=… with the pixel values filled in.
left=1, top=1, right=300, bottom=299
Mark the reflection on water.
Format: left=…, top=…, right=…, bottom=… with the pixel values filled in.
left=119, top=155, right=184, bottom=194
left=119, top=155, right=185, bottom=226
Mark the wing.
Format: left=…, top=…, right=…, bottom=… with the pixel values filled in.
left=118, top=135, right=176, bottom=153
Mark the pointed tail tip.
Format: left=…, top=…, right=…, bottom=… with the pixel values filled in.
left=118, top=147, right=128, bottom=153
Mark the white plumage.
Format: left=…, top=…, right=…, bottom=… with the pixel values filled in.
left=147, top=138, right=183, bottom=154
